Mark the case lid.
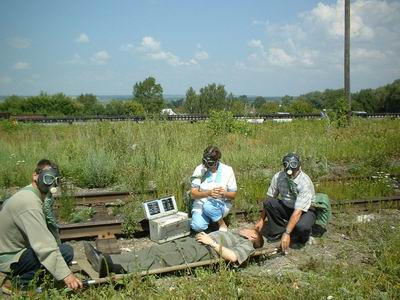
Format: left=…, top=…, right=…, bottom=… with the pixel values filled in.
left=143, top=196, right=178, bottom=220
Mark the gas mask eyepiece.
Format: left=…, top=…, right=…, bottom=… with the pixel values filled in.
left=202, top=155, right=218, bottom=169
left=37, top=167, right=61, bottom=195
left=282, top=153, right=300, bottom=176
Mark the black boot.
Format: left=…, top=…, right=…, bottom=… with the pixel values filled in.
left=83, top=241, right=113, bottom=277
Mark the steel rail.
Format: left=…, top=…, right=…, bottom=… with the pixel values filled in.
left=59, top=195, right=400, bottom=240
left=8, top=112, right=400, bottom=123
left=53, top=189, right=156, bottom=207
left=54, top=173, right=399, bottom=208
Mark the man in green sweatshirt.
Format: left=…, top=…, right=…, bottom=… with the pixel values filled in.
left=0, top=159, right=82, bottom=293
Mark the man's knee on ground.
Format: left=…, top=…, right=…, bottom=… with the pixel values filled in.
left=294, top=223, right=312, bottom=242
left=59, top=243, right=74, bottom=264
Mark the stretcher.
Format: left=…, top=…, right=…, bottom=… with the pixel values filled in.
left=77, top=244, right=280, bottom=287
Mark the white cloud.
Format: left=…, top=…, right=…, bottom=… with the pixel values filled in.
left=195, top=50, right=209, bottom=60
left=134, top=36, right=199, bottom=66
left=352, top=48, right=386, bottom=61
left=91, top=51, right=109, bottom=65
left=13, top=62, right=30, bottom=70
left=248, top=39, right=263, bottom=49
left=140, top=36, right=161, bottom=51
left=0, top=76, right=11, bottom=85
left=307, top=0, right=375, bottom=40
left=76, top=33, right=89, bottom=43
left=240, top=0, right=400, bottom=78
left=267, top=48, right=295, bottom=66
left=8, top=37, right=30, bottom=48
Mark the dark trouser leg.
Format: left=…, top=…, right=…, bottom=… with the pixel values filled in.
left=263, top=198, right=316, bottom=244
left=263, top=198, right=292, bottom=240
left=9, top=243, right=74, bottom=286
left=292, top=210, right=317, bottom=243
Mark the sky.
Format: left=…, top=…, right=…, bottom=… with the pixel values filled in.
left=0, top=0, right=399, bottom=97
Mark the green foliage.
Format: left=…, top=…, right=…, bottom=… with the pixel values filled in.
left=121, top=199, right=145, bottom=237
left=281, top=95, right=294, bottom=107
left=207, top=110, right=235, bottom=135
left=57, top=195, right=76, bottom=222
left=0, top=119, right=399, bottom=210
left=183, top=87, right=198, bottom=114
left=184, top=83, right=228, bottom=114
left=105, top=100, right=144, bottom=116
left=133, top=77, right=164, bottom=114
left=69, top=207, right=95, bottom=223
left=288, top=99, right=315, bottom=114
left=253, top=96, right=266, bottom=111
left=227, top=94, right=248, bottom=115
left=327, top=96, right=350, bottom=128
left=207, top=110, right=251, bottom=136
left=316, top=176, right=396, bottom=201
left=82, top=149, right=117, bottom=188
left=385, top=79, right=400, bottom=112
left=199, top=83, right=227, bottom=114
left=260, top=101, right=280, bottom=114
left=76, top=94, right=104, bottom=115
left=0, top=120, right=20, bottom=133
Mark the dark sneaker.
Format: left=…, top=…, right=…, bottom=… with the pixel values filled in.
left=83, top=241, right=113, bottom=278
left=83, top=241, right=101, bottom=272
left=98, top=254, right=113, bottom=278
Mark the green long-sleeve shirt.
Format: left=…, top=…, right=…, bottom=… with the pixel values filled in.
left=0, top=185, right=71, bottom=281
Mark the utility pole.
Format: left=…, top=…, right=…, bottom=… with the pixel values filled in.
left=345, top=0, right=351, bottom=122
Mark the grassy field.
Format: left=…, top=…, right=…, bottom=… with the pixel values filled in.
left=1, top=117, right=399, bottom=299
left=1, top=117, right=399, bottom=208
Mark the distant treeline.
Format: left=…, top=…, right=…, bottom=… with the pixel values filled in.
left=0, top=77, right=399, bottom=116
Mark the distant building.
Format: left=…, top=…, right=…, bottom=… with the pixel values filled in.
left=161, top=108, right=177, bottom=116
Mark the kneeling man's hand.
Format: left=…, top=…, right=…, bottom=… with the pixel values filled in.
left=64, top=273, right=83, bottom=290
left=281, top=233, right=290, bottom=253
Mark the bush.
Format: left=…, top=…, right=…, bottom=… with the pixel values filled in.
left=121, top=198, right=145, bottom=237
left=82, top=149, right=117, bottom=188
left=207, top=110, right=251, bottom=136
left=327, top=96, right=350, bottom=128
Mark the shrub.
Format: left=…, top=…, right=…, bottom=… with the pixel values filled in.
left=327, top=96, right=350, bottom=128
left=207, top=110, right=251, bottom=136
left=82, top=149, right=117, bottom=188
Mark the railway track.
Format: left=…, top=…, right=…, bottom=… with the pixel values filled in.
left=54, top=189, right=156, bottom=207
left=55, top=173, right=399, bottom=208
left=59, top=194, right=400, bottom=240
left=5, top=112, right=400, bottom=124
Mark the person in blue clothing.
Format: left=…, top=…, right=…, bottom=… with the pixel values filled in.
left=190, top=146, right=237, bottom=232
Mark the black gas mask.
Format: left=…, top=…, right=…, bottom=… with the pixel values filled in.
left=282, top=153, right=300, bottom=176
left=36, top=167, right=61, bottom=195
left=202, top=154, right=218, bottom=170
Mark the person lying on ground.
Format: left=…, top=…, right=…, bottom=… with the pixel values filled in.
left=0, top=159, right=82, bottom=294
left=254, top=153, right=316, bottom=253
left=84, top=228, right=264, bottom=277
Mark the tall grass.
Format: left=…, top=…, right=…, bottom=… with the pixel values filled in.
left=0, top=118, right=399, bottom=209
